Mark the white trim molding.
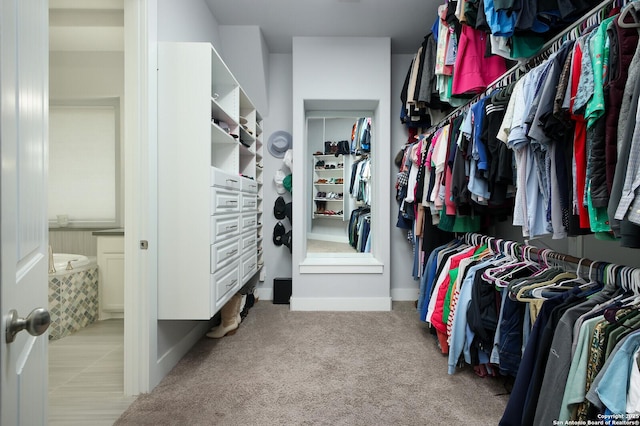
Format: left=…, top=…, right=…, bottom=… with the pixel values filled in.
left=290, top=297, right=392, bottom=311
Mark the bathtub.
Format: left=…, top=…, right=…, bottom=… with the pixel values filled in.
left=48, top=253, right=99, bottom=340
left=51, top=253, right=92, bottom=273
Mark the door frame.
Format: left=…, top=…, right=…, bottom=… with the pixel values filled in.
left=123, top=0, right=157, bottom=395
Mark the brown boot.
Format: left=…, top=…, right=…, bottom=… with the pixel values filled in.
left=206, top=293, right=242, bottom=338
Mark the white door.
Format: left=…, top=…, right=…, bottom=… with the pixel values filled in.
left=0, top=0, right=50, bottom=424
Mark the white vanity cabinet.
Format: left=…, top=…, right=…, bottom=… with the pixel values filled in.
left=157, top=42, right=262, bottom=320
left=94, top=230, right=124, bottom=320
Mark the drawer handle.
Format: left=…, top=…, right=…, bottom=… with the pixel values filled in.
left=249, top=263, right=256, bottom=269
left=225, top=249, right=238, bottom=257
left=225, top=200, right=238, bottom=204
left=248, top=240, right=255, bottom=245
left=226, top=179, right=238, bottom=184
left=225, top=225, right=238, bottom=230
left=226, top=279, right=238, bottom=288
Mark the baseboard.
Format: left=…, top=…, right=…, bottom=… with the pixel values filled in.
left=155, top=321, right=210, bottom=380
left=258, top=289, right=416, bottom=303
left=255, top=286, right=273, bottom=301
left=290, top=296, right=392, bottom=311
left=391, top=288, right=418, bottom=301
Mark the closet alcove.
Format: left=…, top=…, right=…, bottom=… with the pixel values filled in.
left=291, top=37, right=391, bottom=311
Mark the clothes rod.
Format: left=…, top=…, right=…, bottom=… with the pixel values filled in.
left=463, top=232, right=596, bottom=268
left=423, top=0, right=615, bottom=136
left=522, top=0, right=613, bottom=66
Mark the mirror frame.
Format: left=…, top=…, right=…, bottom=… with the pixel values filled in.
left=305, top=112, right=373, bottom=258
left=299, top=100, right=385, bottom=274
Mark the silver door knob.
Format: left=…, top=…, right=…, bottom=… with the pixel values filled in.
left=5, top=308, right=51, bottom=343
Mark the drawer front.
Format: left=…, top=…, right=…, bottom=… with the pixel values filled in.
left=211, top=188, right=240, bottom=214
left=211, top=167, right=240, bottom=190
left=241, top=252, right=257, bottom=284
left=211, top=239, right=241, bottom=272
left=242, top=231, right=257, bottom=252
left=211, top=215, right=240, bottom=242
left=214, top=262, right=240, bottom=304
left=241, top=214, right=257, bottom=230
left=241, top=194, right=258, bottom=211
left=241, top=178, right=258, bottom=194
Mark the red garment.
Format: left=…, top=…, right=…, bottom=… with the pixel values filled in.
left=430, top=248, right=476, bottom=340
left=452, top=26, right=507, bottom=95
left=569, top=42, right=590, bottom=229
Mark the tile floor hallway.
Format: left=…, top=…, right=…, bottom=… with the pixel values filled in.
left=48, top=319, right=136, bottom=425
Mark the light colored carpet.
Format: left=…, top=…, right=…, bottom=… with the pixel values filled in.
left=306, top=238, right=356, bottom=253
left=115, top=301, right=509, bottom=426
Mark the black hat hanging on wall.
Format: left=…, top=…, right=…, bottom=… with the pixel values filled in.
left=273, top=221, right=286, bottom=246
left=274, top=196, right=286, bottom=220
left=268, top=130, right=292, bottom=158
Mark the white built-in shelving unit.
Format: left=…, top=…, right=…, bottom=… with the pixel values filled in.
left=312, top=153, right=345, bottom=220
left=157, top=42, right=262, bottom=320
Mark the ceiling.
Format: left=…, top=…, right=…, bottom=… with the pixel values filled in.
left=205, top=0, right=440, bottom=54
left=48, top=0, right=440, bottom=54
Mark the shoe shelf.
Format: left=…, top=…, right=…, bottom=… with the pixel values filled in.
left=312, top=212, right=344, bottom=219
left=313, top=153, right=345, bottom=222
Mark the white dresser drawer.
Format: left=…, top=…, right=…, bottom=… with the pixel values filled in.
left=242, top=214, right=257, bottom=230
left=241, top=231, right=257, bottom=252
left=241, top=177, right=258, bottom=194
left=241, top=194, right=258, bottom=211
left=211, top=188, right=240, bottom=214
left=214, top=261, right=240, bottom=304
left=211, top=167, right=240, bottom=190
left=210, top=239, right=241, bottom=272
left=241, top=251, right=257, bottom=284
left=211, top=214, right=240, bottom=242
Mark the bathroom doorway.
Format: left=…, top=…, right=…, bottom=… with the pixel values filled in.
left=48, top=1, right=131, bottom=423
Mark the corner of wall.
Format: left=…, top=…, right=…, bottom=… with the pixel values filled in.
left=219, top=25, right=269, bottom=115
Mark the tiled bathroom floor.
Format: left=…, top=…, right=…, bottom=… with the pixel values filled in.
left=48, top=319, right=136, bottom=425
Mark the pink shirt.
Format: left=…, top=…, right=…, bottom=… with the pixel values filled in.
left=452, top=25, right=507, bottom=95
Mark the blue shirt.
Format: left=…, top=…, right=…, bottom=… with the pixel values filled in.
left=597, top=330, right=640, bottom=414
left=471, top=97, right=490, bottom=172
left=484, top=0, right=517, bottom=37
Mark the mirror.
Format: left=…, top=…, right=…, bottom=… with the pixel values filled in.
left=305, top=115, right=372, bottom=256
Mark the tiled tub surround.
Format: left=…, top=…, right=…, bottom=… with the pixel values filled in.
left=48, top=257, right=99, bottom=341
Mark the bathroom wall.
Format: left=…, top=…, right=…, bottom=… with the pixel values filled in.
left=48, top=230, right=98, bottom=257
left=49, top=50, right=125, bottom=253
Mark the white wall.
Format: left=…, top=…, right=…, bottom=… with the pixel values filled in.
left=389, top=54, right=420, bottom=301
left=157, top=0, right=222, bottom=48
left=153, top=0, right=222, bottom=386
left=258, top=53, right=293, bottom=300
left=258, top=52, right=432, bottom=304
left=219, top=25, right=269, bottom=115
left=291, top=37, right=391, bottom=310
